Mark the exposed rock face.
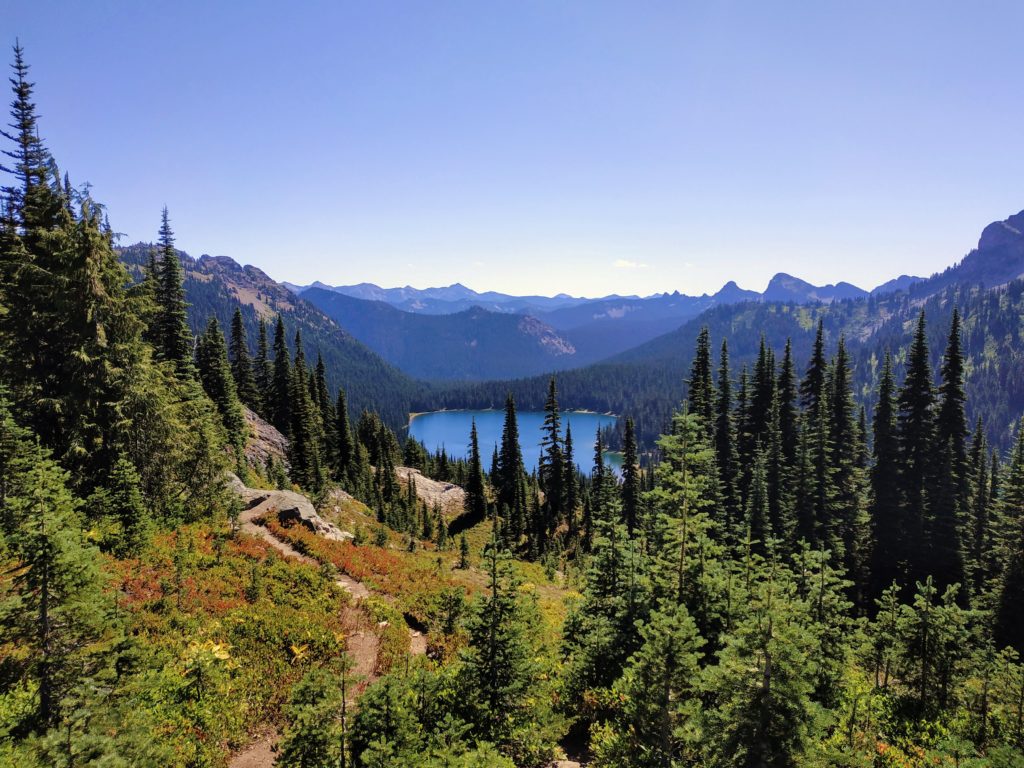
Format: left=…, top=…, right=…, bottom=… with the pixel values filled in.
left=242, top=407, right=288, bottom=467
left=395, top=466, right=466, bottom=515
left=231, top=476, right=353, bottom=542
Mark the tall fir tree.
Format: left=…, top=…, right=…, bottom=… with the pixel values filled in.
left=153, top=208, right=194, bottom=374
left=271, top=314, right=291, bottom=433
left=715, top=340, right=741, bottom=534
left=898, top=311, right=937, bottom=586
left=253, top=317, right=272, bottom=416
left=195, top=317, right=247, bottom=453
left=687, top=326, right=715, bottom=438
left=870, top=353, right=904, bottom=598
left=229, top=307, right=260, bottom=411
left=463, top=419, right=487, bottom=525
left=539, top=377, right=564, bottom=542
left=621, top=417, right=640, bottom=535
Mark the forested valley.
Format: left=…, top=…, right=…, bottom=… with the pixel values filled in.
left=2, top=44, right=1024, bottom=768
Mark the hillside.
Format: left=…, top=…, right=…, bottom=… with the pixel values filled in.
left=302, top=287, right=580, bottom=380
left=119, top=244, right=418, bottom=429
left=428, top=209, right=1024, bottom=450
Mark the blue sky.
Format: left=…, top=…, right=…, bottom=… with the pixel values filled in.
left=5, top=1, right=1024, bottom=297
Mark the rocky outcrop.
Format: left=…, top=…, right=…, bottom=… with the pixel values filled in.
left=231, top=476, right=353, bottom=542
left=395, top=466, right=466, bottom=515
left=242, top=407, right=289, bottom=467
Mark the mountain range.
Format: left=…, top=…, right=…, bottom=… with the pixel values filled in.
left=121, top=207, right=1024, bottom=445
left=289, top=271, right=923, bottom=379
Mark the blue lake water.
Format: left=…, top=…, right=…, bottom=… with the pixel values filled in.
left=409, top=410, right=620, bottom=475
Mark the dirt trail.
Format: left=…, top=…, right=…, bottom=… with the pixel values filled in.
left=229, top=485, right=422, bottom=768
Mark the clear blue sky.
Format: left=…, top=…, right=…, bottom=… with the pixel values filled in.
left=6, top=1, right=1024, bottom=297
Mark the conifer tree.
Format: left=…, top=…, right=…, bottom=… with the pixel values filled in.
left=463, top=419, right=487, bottom=525
left=271, top=314, right=291, bottom=432
left=229, top=307, right=260, bottom=411
left=996, top=422, right=1024, bottom=652
left=591, top=605, right=704, bottom=766
left=621, top=417, right=640, bottom=535
left=715, top=340, right=741, bottom=532
left=496, top=394, right=527, bottom=543
left=460, top=540, right=538, bottom=753
left=776, top=339, right=800, bottom=469
left=965, top=419, right=993, bottom=595
left=687, top=326, right=715, bottom=438
left=253, top=317, right=272, bottom=415
left=4, top=442, right=113, bottom=727
left=937, top=308, right=969, bottom=505
left=539, top=378, right=564, bottom=538
left=870, top=353, right=903, bottom=597
left=800, top=318, right=827, bottom=418
left=334, top=388, right=356, bottom=486
left=563, top=423, right=579, bottom=539
left=898, top=311, right=937, bottom=586
left=153, top=208, right=194, bottom=373
left=0, top=42, right=49, bottom=221
left=195, top=317, right=247, bottom=452
left=288, top=329, right=322, bottom=490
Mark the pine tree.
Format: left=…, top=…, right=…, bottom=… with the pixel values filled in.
left=153, top=208, right=194, bottom=373
left=870, top=353, right=903, bottom=598
left=334, top=388, right=356, bottom=486
left=800, top=318, right=827, bottom=418
left=996, top=422, right=1024, bottom=652
left=460, top=540, right=538, bottom=752
left=563, top=423, right=579, bottom=539
left=4, top=442, right=113, bottom=728
left=591, top=605, right=704, bottom=766
left=715, top=340, right=741, bottom=534
left=271, top=314, right=292, bottom=433
left=101, top=455, right=150, bottom=557
left=688, top=326, right=715, bottom=438
left=937, top=307, right=969, bottom=504
left=0, top=42, right=49, bottom=221
left=898, top=311, right=937, bottom=586
left=195, top=317, right=247, bottom=453
left=463, top=419, right=487, bottom=525
left=621, top=417, right=641, bottom=536
left=776, top=339, right=800, bottom=469
left=539, top=377, right=564, bottom=541
left=496, top=394, right=527, bottom=543
left=229, top=307, right=260, bottom=411
left=253, top=317, right=272, bottom=416
left=288, top=329, right=322, bottom=490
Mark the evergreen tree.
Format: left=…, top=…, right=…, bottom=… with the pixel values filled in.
left=898, top=311, right=937, bottom=586
left=334, top=388, right=356, bottom=487
left=287, top=329, right=322, bottom=490
left=563, top=423, right=579, bottom=539
left=591, top=605, right=704, bottom=767
left=870, top=353, right=903, bottom=598
left=0, top=42, right=48, bottom=218
left=459, top=541, right=538, bottom=755
left=800, top=318, right=827, bottom=418
left=707, top=574, right=818, bottom=768
left=253, top=317, right=272, bottom=416
left=776, top=339, right=800, bottom=469
left=496, top=394, right=527, bottom=543
left=271, top=314, right=291, bottom=433
left=622, top=417, right=640, bottom=535
left=229, top=307, right=260, bottom=411
left=996, top=422, right=1024, bottom=652
left=539, top=378, right=564, bottom=541
left=463, top=419, right=487, bottom=525
left=153, top=208, right=194, bottom=373
left=715, top=340, right=741, bottom=533
left=195, top=316, right=247, bottom=453
left=3, top=442, right=113, bottom=728
left=688, top=326, right=715, bottom=438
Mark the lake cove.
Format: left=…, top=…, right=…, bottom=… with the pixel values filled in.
left=408, top=410, right=620, bottom=474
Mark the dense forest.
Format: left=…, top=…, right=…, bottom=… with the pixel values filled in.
left=2, top=44, right=1024, bottom=768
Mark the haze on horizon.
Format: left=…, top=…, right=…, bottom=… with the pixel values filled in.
left=7, top=1, right=1024, bottom=297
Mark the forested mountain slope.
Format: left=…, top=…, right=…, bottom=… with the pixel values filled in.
left=119, top=244, right=417, bottom=429
left=428, top=209, right=1024, bottom=450
left=302, top=286, right=580, bottom=380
